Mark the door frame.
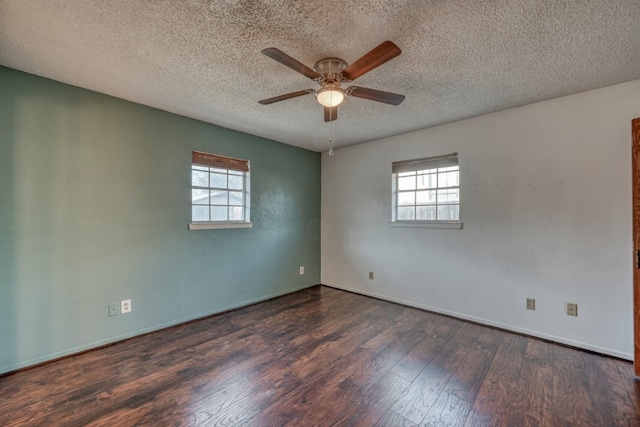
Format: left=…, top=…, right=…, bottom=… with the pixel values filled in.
left=632, top=118, right=640, bottom=375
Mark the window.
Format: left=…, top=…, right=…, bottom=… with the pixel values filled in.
left=189, top=151, right=251, bottom=230
left=391, top=153, right=461, bottom=228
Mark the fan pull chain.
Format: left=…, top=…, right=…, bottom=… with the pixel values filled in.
left=328, top=91, right=335, bottom=156
left=329, top=111, right=334, bottom=156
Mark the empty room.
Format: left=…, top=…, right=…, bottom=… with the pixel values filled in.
left=2, top=1, right=640, bottom=425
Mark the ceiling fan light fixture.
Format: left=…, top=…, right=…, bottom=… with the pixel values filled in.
left=316, top=85, right=345, bottom=107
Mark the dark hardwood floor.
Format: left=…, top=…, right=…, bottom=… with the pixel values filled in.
left=1, top=286, right=639, bottom=426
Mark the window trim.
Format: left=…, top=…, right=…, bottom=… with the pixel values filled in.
left=189, top=151, right=252, bottom=230
left=188, top=222, right=253, bottom=230
left=389, top=220, right=463, bottom=229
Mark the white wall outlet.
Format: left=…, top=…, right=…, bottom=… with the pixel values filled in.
left=121, top=299, right=132, bottom=314
left=566, top=302, right=578, bottom=316
left=299, top=266, right=304, bottom=275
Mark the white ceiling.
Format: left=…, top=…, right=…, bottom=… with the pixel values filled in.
left=1, top=0, right=639, bottom=152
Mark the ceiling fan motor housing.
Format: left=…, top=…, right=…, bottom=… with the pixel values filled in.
left=313, top=57, right=348, bottom=83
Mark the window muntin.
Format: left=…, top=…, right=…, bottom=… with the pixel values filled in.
left=191, top=152, right=250, bottom=224
left=392, top=154, right=459, bottom=222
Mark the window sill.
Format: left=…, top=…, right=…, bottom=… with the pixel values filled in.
left=188, top=222, right=253, bottom=230
left=390, top=221, right=463, bottom=229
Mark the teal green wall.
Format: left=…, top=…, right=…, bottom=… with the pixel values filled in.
left=0, top=66, right=321, bottom=374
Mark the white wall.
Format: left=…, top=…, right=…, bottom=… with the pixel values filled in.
left=322, top=79, right=640, bottom=359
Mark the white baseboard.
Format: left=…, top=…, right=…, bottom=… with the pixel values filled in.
left=322, top=282, right=633, bottom=361
left=0, top=282, right=319, bottom=375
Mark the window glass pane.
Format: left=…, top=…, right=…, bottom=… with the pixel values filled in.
left=398, top=192, right=415, bottom=206
left=397, top=206, right=415, bottom=220
left=437, top=189, right=459, bottom=203
left=416, top=206, right=437, bottom=220
left=398, top=171, right=415, bottom=177
left=229, top=207, right=244, bottom=221
left=192, top=189, right=209, bottom=205
left=192, top=170, right=209, bottom=187
left=192, top=206, right=209, bottom=221
left=398, top=176, right=416, bottom=191
left=417, top=173, right=436, bottom=189
left=210, top=190, right=228, bottom=205
left=192, top=165, right=208, bottom=171
left=439, top=171, right=459, bottom=188
left=211, top=168, right=226, bottom=173
left=437, top=205, right=459, bottom=220
left=210, top=206, right=228, bottom=221
left=210, top=173, right=227, bottom=189
left=229, top=191, right=243, bottom=206
left=228, top=174, right=243, bottom=190
left=416, top=190, right=436, bottom=205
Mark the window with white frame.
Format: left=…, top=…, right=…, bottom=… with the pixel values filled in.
left=392, top=153, right=460, bottom=223
left=190, top=151, right=251, bottom=229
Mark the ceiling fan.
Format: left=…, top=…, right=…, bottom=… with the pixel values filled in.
left=258, top=41, right=405, bottom=122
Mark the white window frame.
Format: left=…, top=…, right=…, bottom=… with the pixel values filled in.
left=188, top=151, right=252, bottom=230
left=391, top=153, right=463, bottom=229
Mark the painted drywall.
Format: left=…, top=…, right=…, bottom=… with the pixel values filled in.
left=322, top=79, right=640, bottom=359
left=0, top=66, right=321, bottom=374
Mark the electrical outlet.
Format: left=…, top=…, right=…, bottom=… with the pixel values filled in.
left=108, top=303, right=120, bottom=317
left=566, top=302, right=578, bottom=316
left=299, top=266, right=304, bottom=275
left=369, top=272, right=374, bottom=280
left=526, top=298, right=535, bottom=310
left=121, top=299, right=132, bottom=314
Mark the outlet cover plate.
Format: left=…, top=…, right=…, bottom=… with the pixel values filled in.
left=526, top=298, right=535, bottom=310
left=369, top=272, right=374, bottom=280
left=299, top=266, right=304, bottom=275
left=109, top=303, right=119, bottom=317
left=121, top=299, right=131, bottom=314
left=566, top=302, right=578, bottom=316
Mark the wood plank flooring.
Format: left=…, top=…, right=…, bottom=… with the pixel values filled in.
left=1, top=286, right=639, bottom=426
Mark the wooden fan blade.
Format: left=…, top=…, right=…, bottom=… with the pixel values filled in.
left=324, top=106, right=338, bottom=122
left=262, top=48, right=321, bottom=80
left=347, top=86, right=405, bottom=105
left=258, top=89, right=313, bottom=105
left=342, top=41, right=401, bottom=81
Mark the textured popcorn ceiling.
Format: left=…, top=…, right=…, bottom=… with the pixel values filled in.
left=1, top=1, right=639, bottom=152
